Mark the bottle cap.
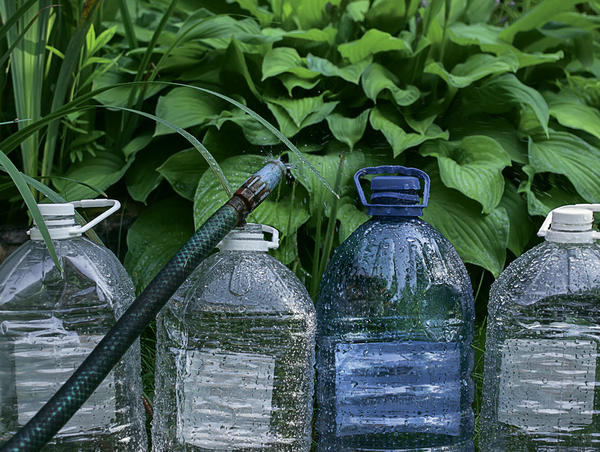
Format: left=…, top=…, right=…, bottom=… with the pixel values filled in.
left=538, top=204, right=600, bottom=243
left=217, top=223, right=279, bottom=252
left=354, top=166, right=429, bottom=217
left=29, top=199, right=121, bottom=240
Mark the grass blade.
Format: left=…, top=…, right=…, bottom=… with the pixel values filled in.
left=118, top=0, right=137, bottom=49
left=0, top=0, right=38, bottom=43
left=0, top=150, right=61, bottom=270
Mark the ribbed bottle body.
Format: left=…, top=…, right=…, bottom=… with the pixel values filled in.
left=481, top=242, right=600, bottom=451
left=0, top=238, right=147, bottom=451
left=152, top=250, right=316, bottom=451
left=316, top=217, right=475, bottom=451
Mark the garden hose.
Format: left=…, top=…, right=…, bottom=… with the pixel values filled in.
left=1, top=159, right=287, bottom=452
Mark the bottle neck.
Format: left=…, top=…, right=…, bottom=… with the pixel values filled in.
left=29, top=214, right=81, bottom=240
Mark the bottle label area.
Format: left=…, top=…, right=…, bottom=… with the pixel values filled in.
left=8, top=333, right=115, bottom=435
left=498, top=338, right=597, bottom=430
left=334, top=340, right=462, bottom=437
left=177, top=349, right=275, bottom=449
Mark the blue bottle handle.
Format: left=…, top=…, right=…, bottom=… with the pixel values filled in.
left=353, top=165, right=430, bottom=210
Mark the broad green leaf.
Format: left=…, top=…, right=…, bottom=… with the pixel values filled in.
left=467, top=74, right=549, bottom=136
left=448, top=23, right=563, bottom=68
left=365, top=0, right=406, bottom=33
left=421, top=136, right=511, bottom=213
left=545, top=91, right=600, bottom=140
left=370, top=106, right=449, bottom=157
left=266, top=94, right=338, bottom=137
left=125, top=197, right=194, bottom=292
left=499, top=0, right=583, bottom=43
left=518, top=165, right=586, bottom=217
left=528, top=131, right=600, bottom=203
left=498, top=182, right=533, bottom=256
left=422, top=169, right=509, bottom=276
left=228, top=0, right=274, bottom=26
left=157, top=149, right=207, bottom=200
left=465, top=0, right=496, bottom=23
left=361, top=63, right=420, bottom=106
left=338, top=29, right=412, bottom=63
left=221, top=39, right=261, bottom=100
left=263, top=26, right=337, bottom=43
left=272, top=0, right=341, bottom=29
left=262, top=47, right=318, bottom=80
left=279, top=74, right=320, bottom=96
left=346, top=0, right=369, bottom=21
left=425, top=52, right=519, bottom=88
left=211, top=111, right=281, bottom=145
left=337, top=202, right=369, bottom=242
left=125, top=147, right=167, bottom=203
left=194, top=154, right=308, bottom=238
left=154, top=87, right=228, bottom=136
left=123, top=133, right=153, bottom=159
left=306, top=54, right=371, bottom=84
left=55, top=151, right=131, bottom=201
left=326, top=110, right=370, bottom=150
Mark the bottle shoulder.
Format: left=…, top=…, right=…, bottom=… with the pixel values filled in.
left=489, top=241, right=600, bottom=315
left=169, top=251, right=315, bottom=317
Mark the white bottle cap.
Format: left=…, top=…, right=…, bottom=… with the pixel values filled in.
left=538, top=204, right=600, bottom=243
left=29, top=199, right=120, bottom=240
left=217, top=223, right=279, bottom=252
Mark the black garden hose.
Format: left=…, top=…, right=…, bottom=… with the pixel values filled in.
left=1, top=159, right=286, bottom=452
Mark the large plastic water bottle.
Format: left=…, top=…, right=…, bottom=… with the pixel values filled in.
left=480, top=204, right=600, bottom=451
left=152, top=223, right=316, bottom=451
left=0, top=200, right=147, bottom=451
left=316, top=166, right=475, bottom=451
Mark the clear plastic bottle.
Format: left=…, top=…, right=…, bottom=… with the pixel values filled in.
left=0, top=200, right=147, bottom=451
left=152, top=223, right=316, bottom=451
left=480, top=204, right=600, bottom=451
left=316, top=166, right=475, bottom=451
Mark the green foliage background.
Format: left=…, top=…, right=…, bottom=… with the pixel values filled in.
left=1, top=0, right=600, bottom=441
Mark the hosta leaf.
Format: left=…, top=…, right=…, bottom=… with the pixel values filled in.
left=545, top=91, right=600, bottom=140
left=361, top=63, right=420, bottom=106
left=125, top=197, right=194, bottom=292
left=228, top=0, right=274, bottom=26
left=421, top=136, right=511, bottom=213
left=306, top=54, right=371, bottom=84
left=346, top=0, right=369, bottom=21
left=126, top=147, right=167, bottom=203
left=266, top=94, right=338, bottom=136
left=498, top=0, right=583, bottom=44
left=337, top=201, right=369, bottom=242
left=261, top=47, right=318, bottom=80
left=365, top=0, right=406, bottom=33
left=222, top=38, right=261, bottom=100
left=55, top=151, right=131, bottom=201
left=370, top=106, right=449, bottom=157
left=528, top=131, right=600, bottom=203
left=422, top=169, right=509, bottom=276
left=272, top=0, right=341, bottom=29
left=499, top=182, right=533, bottom=257
left=326, top=110, right=370, bottom=150
left=154, top=87, right=228, bottom=136
left=279, top=74, right=320, bottom=95
left=467, top=74, right=549, bottom=136
left=338, top=29, right=412, bottom=63
left=465, top=0, right=496, bottom=23
left=424, top=52, right=519, bottom=88
left=157, top=149, right=207, bottom=200
left=211, top=111, right=281, bottom=145
left=263, top=26, right=337, bottom=43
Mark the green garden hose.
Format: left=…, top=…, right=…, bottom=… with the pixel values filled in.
left=1, top=159, right=286, bottom=452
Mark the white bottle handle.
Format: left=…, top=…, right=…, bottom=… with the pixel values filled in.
left=72, top=199, right=121, bottom=234
left=538, top=204, right=600, bottom=239
left=262, top=224, right=279, bottom=249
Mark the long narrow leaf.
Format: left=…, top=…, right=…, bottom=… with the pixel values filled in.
left=0, top=150, right=61, bottom=270
left=0, top=0, right=38, bottom=43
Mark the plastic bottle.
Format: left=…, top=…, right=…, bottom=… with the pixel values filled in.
left=316, top=166, right=475, bottom=451
left=0, top=200, right=147, bottom=451
left=480, top=204, right=600, bottom=451
left=152, top=223, right=316, bottom=451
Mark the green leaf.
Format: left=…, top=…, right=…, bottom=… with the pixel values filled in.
left=425, top=52, right=519, bottom=88
left=338, top=29, right=412, bottom=63
left=337, top=202, right=369, bottom=242
left=55, top=151, right=130, bottom=201
left=228, top=0, right=274, bottom=26
left=279, top=74, right=320, bottom=96
left=545, top=91, right=600, bottom=141
left=194, top=154, right=308, bottom=238
left=123, top=133, right=153, bottom=160
left=346, top=0, right=369, bottom=21
left=157, top=149, right=207, bottom=200
left=421, top=136, right=511, bottom=213
left=365, top=0, right=406, bottom=33
left=266, top=94, right=338, bottom=137
left=361, top=63, right=420, bottom=106
left=221, top=38, right=262, bottom=100
left=263, top=26, right=337, bottom=43
left=498, top=182, right=533, bottom=257
left=326, top=110, right=369, bottom=150
left=528, top=131, right=600, bottom=203
left=467, top=73, right=549, bottom=136
left=125, top=197, right=194, bottom=292
left=125, top=147, right=166, bottom=203
left=306, top=54, right=371, bottom=84
left=370, top=106, right=449, bottom=157
left=154, top=87, right=228, bottom=136
left=499, top=0, right=583, bottom=44
left=422, top=169, right=509, bottom=276
left=261, top=47, right=318, bottom=80
left=465, top=0, right=496, bottom=23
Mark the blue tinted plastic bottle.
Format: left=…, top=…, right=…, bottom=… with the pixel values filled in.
left=316, top=166, right=475, bottom=451
left=481, top=204, right=600, bottom=451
